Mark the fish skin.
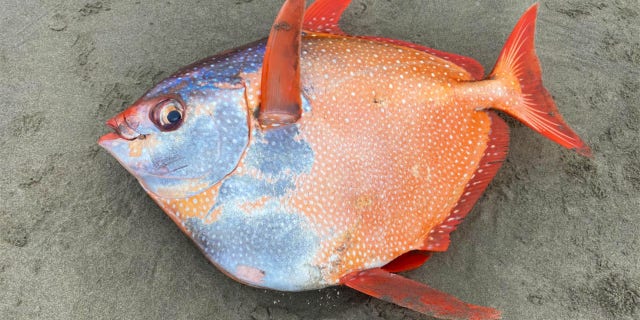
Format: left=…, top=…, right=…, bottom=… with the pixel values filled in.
left=99, top=2, right=589, bottom=318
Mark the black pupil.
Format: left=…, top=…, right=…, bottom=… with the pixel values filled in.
left=167, top=110, right=181, bottom=124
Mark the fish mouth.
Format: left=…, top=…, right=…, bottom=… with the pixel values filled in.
left=98, top=114, right=141, bottom=146
left=98, top=131, right=124, bottom=146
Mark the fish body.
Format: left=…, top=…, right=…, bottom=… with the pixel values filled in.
left=115, top=35, right=492, bottom=290
left=99, top=1, right=590, bottom=319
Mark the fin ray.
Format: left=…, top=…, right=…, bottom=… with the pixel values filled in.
left=259, top=0, right=305, bottom=128
left=488, top=4, right=591, bottom=156
left=342, top=268, right=501, bottom=320
left=303, top=0, right=352, bottom=34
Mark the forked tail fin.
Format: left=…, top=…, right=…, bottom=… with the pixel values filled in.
left=488, top=4, right=591, bottom=157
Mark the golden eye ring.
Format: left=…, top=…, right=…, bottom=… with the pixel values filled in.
left=151, top=99, right=185, bottom=131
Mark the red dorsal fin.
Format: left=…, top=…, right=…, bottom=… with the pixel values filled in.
left=423, top=112, right=510, bottom=252
left=382, top=251, right=432, bottom=273
left=361, top=36, right=485, bottom=80
left=303, top=1, right=483, bottom=79
left=303, top=0, right=352, bottom=34
left=342, top=268, right=501, bottom=319
left=259, top=0, right=305, bottom=128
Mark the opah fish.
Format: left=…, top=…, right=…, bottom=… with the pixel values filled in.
left=99, top=1, right=590, bottom=319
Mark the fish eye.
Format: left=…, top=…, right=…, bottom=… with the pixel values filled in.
left=152, top=99, right=184, bottom=131
left=167, top=110, right=182, bottom=123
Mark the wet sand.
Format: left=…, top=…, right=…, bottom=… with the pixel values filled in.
left=1, top=1, right=639, bottom=319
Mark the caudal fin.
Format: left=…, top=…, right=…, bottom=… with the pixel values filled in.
left=488, top=4, right=591, bottom=157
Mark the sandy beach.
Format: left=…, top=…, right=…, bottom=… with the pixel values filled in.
left=1, top=1, right=638, bottom=319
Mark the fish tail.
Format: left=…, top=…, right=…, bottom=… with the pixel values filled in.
left=486, top=4, right=591, bottom=157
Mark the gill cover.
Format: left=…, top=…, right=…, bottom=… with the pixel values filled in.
left=100, top=86, right=249, bottom=199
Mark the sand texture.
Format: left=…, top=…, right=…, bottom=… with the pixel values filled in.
left=1, top=0, right=639, bottom=319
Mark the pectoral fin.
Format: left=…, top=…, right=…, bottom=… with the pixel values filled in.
left=342, top=268, right=501, bottom=320
left=259, top=0, right=305, bottom=128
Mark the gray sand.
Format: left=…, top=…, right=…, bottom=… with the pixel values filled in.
left=1, top=1, right=639, bottom=319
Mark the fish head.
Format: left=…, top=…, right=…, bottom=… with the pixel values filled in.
left=98, top=71, right=250, bottom=199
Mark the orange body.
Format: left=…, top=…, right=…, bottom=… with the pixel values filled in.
left=292, top=33, right=493, bottom=281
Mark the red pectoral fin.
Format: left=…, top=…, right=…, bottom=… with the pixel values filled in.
left=342, top=268, right=501, bottom=320
left=259, top=0, right=305, bottom=128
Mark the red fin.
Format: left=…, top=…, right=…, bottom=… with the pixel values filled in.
left=259, top=0, right=305, bottom=128
left=382, top=251, right=432, bottom=273
left=303, top=1, right=484, bottom=80
left=423, top=113, right=509, bottom=252
left=303, top=0, right=352, bottom=34
left=488, top=4, right=591, bottom=157
left=362, top=36, right=485, bottom=80
left=342, top=268, right=501, bottom=320
left=303, top=0, right=483, bottom=79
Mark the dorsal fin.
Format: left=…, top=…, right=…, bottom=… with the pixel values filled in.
left=303, top=0, right=352, bottom=34
left=304, top=0, right=484, bottom=79
left=422, top=112, right=509, bottom=252
left=259, top=0, right=305, bottom=128
left=361, top=36, right=485, bottom=80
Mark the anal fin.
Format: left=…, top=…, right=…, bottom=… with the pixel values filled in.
left=342, top=268, right=501, bottom=320
left=422, top=112, right=510, bottom=252
left=382, top=250, right=432, bottom=273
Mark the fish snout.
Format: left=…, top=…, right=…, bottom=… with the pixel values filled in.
left=98, top=95, right=177, bottom=148
left=106, top=113, right=141, bottom=140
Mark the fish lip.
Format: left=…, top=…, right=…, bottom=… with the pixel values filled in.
left=98, top=132, right=123, bottom=146
left=98, top=128, right=147, bottom=148
left=102, top=114, right=141, bottom=142
left=98, top=126, right=135, bottom=149
left=99, top=117, right=124, bottom=145
left=106, top=117, right=118, bottom=131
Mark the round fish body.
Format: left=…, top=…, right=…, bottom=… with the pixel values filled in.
left=100, top=3, right=590, bottom=318
left=102, top=34, right=495, bottom=291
